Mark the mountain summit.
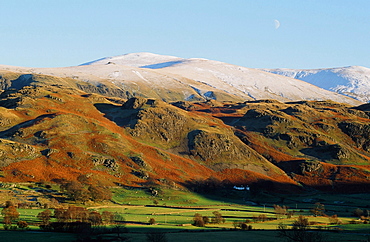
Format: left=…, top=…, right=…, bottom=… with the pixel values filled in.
left=1, top=52, right=359, bottom=105
left=81, top=52, right=186, bottom=68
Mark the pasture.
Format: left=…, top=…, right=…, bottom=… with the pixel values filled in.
left=0, top=183, right=370, bottom=241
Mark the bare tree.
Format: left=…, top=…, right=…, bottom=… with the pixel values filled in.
left=277, top=216, right=326, bottom=242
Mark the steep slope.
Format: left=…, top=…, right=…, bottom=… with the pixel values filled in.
left=262, top=66, right=370, bottom=102
left=0, top=78, right=369, bottom=192
left=0, top=82, right=296, bottom=191
left=0, top=53, right=362, bottom=105
left=181, top=99, right=370, bottom=192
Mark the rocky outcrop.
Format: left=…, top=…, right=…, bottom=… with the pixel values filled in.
left=92, top=155, right=119, bottom=171
left=0, top=139, right=38, bottom=167
left=299, top=160, right=324, bottom=175
left=188, top=130, right=243, bottom=161
left=339, top=122, right=370, bottom=151
left=124, top=98, right=193, bottom=146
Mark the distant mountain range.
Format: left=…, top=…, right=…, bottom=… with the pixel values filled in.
left=262, top=66, right=370, bottom=102
left=0, top=53, right=364, bottom=105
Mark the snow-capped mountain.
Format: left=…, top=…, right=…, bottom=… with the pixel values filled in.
left=262, top=66, right=370, bottom=102
left=0, top=53, right=362, bottom=105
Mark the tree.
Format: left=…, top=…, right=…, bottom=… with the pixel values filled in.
left=202, top=216, right=210, bottom=225
left=54, top=208, right=67, bottom=222
left=37, top=209, right=52, bottom=226
left=193, top=213, right=205, bottom=227
left=2, top=205, right=19, bottom=226
left=54, top=206, right=90, bottom=223
left=60, top=181, right=90, bottom=203
left=17, top=220, right=28, bottom=230
left=88, top=211, right=102, bottom=225
left=274, top=205, right=287, bottom=219
left=233, top=221, right=252, bottom=230
left=66, top=206, right=89, bottom=222
left=211, top=211, right=224, bottom=224
left=277, top=217, right=325, bottom=242
left=112, top=225, right=128, bottom=239
left=5, top=201, right=14, bottom=208
left=310, top=203, right=325, bottom=217
left=292, top=215, right=309, bottom=230
left=257, top=214, right=268, bottom=222
left=102, top=211, right=114, bottom=224
left=353, top=208, right=364, bottom=218
left=328, top=214, right=341, bottom=225
left=88, top=185, right=112, bottom=201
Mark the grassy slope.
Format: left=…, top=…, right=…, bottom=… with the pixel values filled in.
left=0, top=72, right=370, bottom=193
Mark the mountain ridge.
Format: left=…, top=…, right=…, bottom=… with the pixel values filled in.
left=262, top=66, right=370, bottom=102
left=0, top=53, right=363, bottom=105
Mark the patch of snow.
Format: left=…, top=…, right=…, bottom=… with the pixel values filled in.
left=132, top=70, right=150, bottom=83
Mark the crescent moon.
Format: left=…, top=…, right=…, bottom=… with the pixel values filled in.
left=274, top=19, right=280, bottom=29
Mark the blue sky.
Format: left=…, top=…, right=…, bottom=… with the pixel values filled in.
left=0, top=0, right=369, bottom=69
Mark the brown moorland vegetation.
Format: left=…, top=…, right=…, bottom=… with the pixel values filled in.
left=0, top=71, right=370, bottom=194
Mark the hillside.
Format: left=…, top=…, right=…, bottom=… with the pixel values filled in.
left=0, top=73, right=369, bottom=193
left=262, top=66, right=370, bottom=102
left=0, top=53, right=362, bottom=105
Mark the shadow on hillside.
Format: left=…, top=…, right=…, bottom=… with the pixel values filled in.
left=94, top=103, right=139, bottom=127
left=179, top=175, right=370, bottom=207
left=178, top=178, right=304, bottom=207
left=0, top=113, right=57, bottom=139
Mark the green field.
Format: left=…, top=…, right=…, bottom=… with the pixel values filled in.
left=0, top=184, right=370, bottom=241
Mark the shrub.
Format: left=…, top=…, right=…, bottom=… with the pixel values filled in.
left=240, top=222, right=248, bottom=230
left=149, top=218, right=156, bottom=225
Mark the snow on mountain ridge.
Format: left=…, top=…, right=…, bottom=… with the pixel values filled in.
left=262, top=66, right=370, bottom=102
left=81, top=52, right=186, bottom=68
left=0, top=53, right=363, bottom=105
